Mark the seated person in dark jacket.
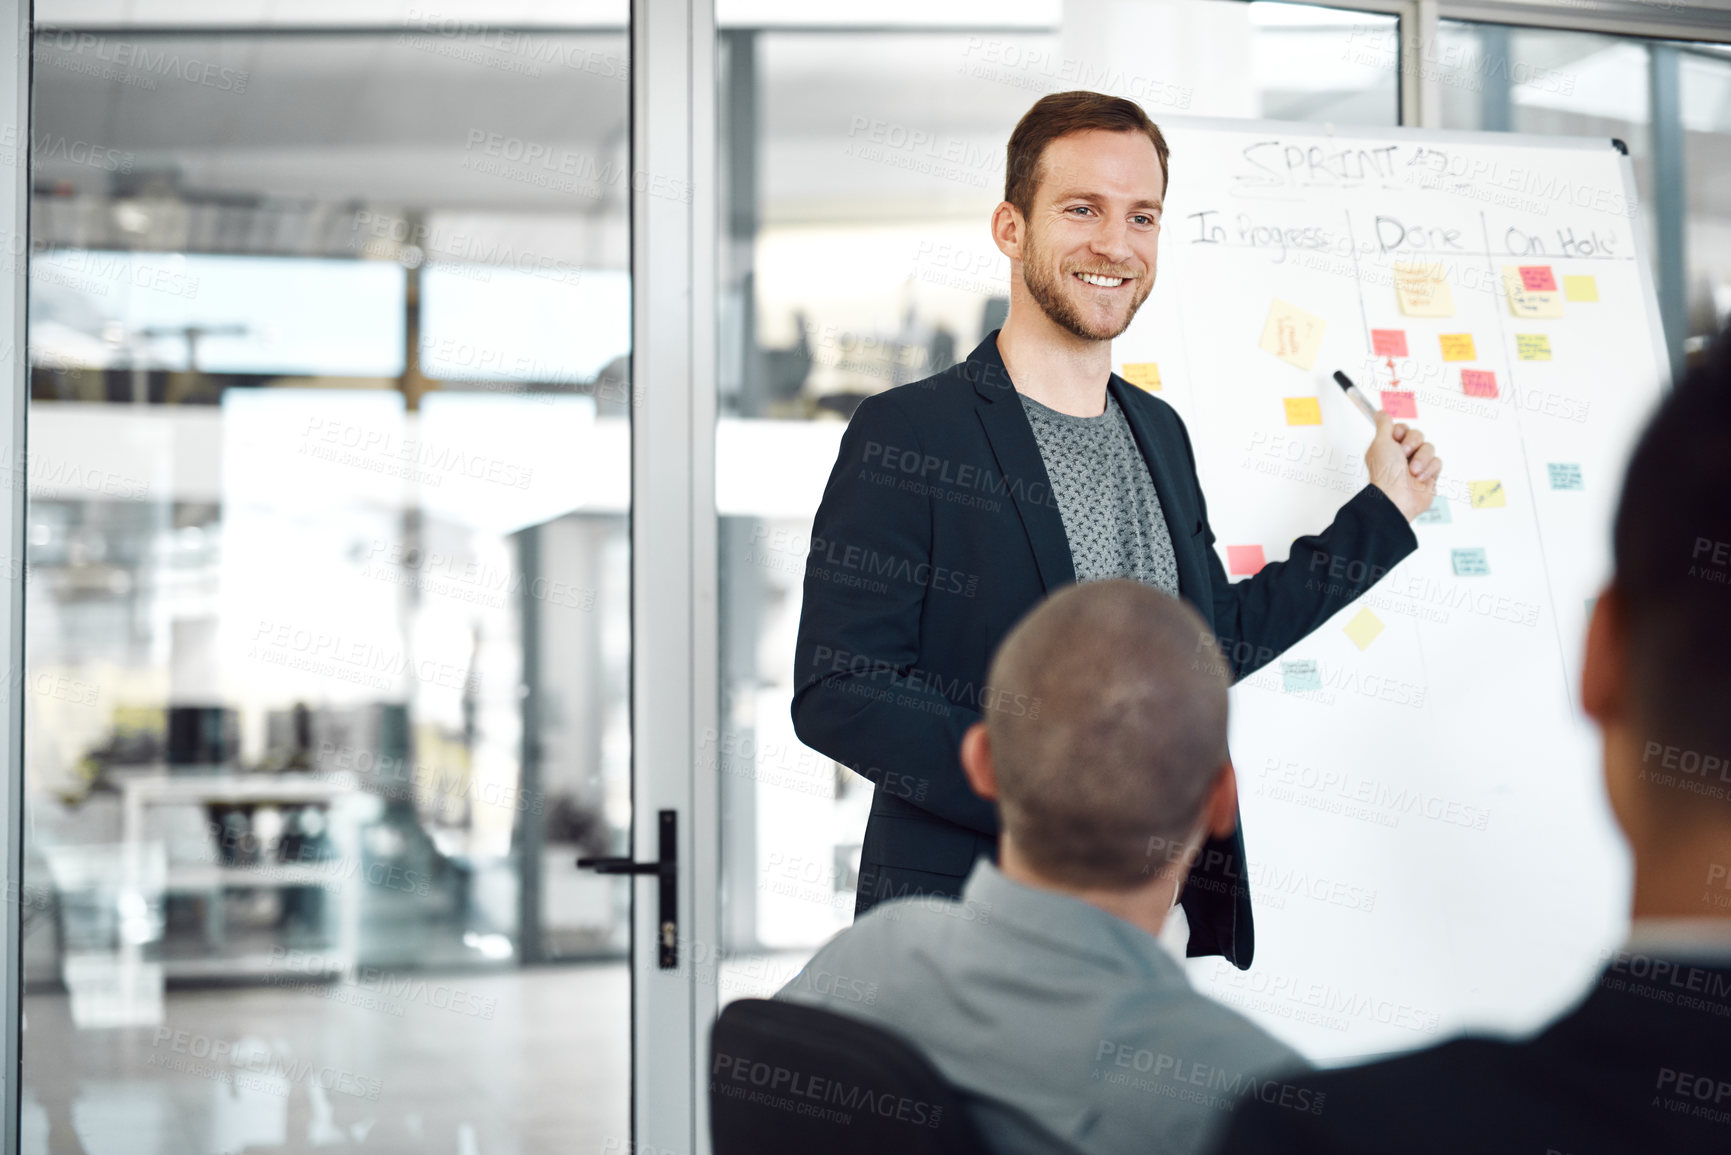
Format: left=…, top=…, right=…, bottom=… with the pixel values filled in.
left=780, top=580, right=1309, bottom=1155
left=1211, top=331, right=1731, bottom=1155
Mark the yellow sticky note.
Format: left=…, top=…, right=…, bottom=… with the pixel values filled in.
left=1439, top=334, right=1476, bottom=362
left=1393, top=262, right=1455, bottom=317
left=1516, top=333, right=1552, bottom=361
left=1259, top=299, right=1327, bottom=371
left=1283, top=396, right=1322, bottom=426
left=1502, top=266, right=1564, bottom=319
left=1343, top=607, right=1385, bottom=651
left=1121, top=362, right=1161, bottom=391
left=1563, top=275, right=1598, bottom=302
left=1469, top=480, right=1507, bottom=509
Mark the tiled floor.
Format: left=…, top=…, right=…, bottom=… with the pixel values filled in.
left=21, top=964, right=630, bottom=1155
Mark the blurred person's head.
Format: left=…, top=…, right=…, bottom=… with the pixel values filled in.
left=993, top=91, right=1169, bottom=343
left=959, top=580, right=1236, bottom=927
left=1583, top=329, right=1731, bottom=917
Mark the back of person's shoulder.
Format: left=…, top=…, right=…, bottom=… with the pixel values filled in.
left=849, top=890, right=993, bottom=946
left=1106, top=980, right=1306, bottom=1084
left=787, top=894, right=984, bottom=999
left=1283, top=1032, right=1533, bottom=1122
left=1214, top=1036, right=1562, bottom=1155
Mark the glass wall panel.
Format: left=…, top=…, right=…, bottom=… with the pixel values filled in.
left=24, top=26, right=631, bottom=1154
left=1679, top=44, right=1731, bottom=352
left=1433, top=22, right=1659, bottom=315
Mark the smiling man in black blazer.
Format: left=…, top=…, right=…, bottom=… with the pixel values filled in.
left=791, top=90, right=1440, bottom=968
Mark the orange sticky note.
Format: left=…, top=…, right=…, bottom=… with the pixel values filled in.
left=1439, top=334, right=1476, bottom=361
left=1283, top=397, right=1322, bottom=426
left=1121, top=362, right=1161, bottom=391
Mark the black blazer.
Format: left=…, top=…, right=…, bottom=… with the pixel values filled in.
left=1210, top=956, right=1731, bottom=1153
left=790, top=329, right=1418, bottom=967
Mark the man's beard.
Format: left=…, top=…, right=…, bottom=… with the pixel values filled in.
left=1021, top=224, right=1153, bottom=341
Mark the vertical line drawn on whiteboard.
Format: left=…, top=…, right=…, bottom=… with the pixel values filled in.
left=1345, top=206, right=1431, bottom=690
left=1412, top=605, right=1431, bottom=701
left=1479, top=209, right=1572, bottom=713
left=1344, top=210, right=1375, bottom=384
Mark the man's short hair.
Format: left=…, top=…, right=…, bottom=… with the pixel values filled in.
left=981, top=579, right=1229, bottom=890
left=1004, top=90, right=1170, bottom=224
left=1612, top=327, right=1731, bottom=798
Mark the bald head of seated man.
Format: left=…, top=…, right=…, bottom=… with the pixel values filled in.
left=777, top=579, right=1309, bottom=1155
left=1211, top=331, right=1731, bottom=1155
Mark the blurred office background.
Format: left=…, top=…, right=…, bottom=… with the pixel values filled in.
left=16, top=1, right=1731, bottom=1153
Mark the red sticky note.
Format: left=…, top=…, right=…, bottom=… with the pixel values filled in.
left=1371, top=329, right=1408, bottom=358
left=1226, top=545, right=1266, bottom=576
left=1381, top=390, right=1417, bottom=418
left=1519, top=266, right=1557, bottom=292
left=1461, top=369, right=1498, bottom=398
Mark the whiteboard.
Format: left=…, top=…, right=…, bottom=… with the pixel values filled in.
left=1114, top=117, right=1670, bottom=1063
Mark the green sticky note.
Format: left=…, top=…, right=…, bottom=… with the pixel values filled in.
left=1516, top=333, right=1552, bottom=361
left=1451, top=547, right=1489, bottom=576
left=1283, top=660, right=1322, bottom=693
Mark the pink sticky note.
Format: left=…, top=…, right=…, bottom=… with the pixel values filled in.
left=1381, top=390, right=1417, bottom=418
left=1519, top=266, right=1557, bottom=292
left=1226, top=545, right=1266, bottom=576
left=1371, top=329, right=1408, bottom=358
left=1461, top=369, right=1498, bottom=398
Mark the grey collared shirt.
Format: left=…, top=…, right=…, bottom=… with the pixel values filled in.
left=775, top=860, right=1308, bottom=1155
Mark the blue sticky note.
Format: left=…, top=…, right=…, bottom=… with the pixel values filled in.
left=1452, top=547, right=1490, bottom=576
left=1415, top=496, right=1451, bottom=525
left=1282, top=659, right=1322, bottom=693
left=1548, top=463, right=1583, bottom=490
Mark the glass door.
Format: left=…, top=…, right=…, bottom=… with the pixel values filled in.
left=14, top=9, right=652, bottom=1154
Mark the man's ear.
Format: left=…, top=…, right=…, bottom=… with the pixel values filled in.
left=1582, top=583, right=1625, bottom=725
left=990, top=201, right=1024, bottom=263
left=959, top=721, right=1000, bottom=802
left=1204, top=758, right=1238, bottom=840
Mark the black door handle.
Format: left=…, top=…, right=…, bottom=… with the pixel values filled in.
left=576, top=809, right=678, bottom=968
left=575, top=857, right=675, bottom=877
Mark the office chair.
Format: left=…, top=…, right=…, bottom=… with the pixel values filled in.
left=709, top=997, right=993, bottom=1155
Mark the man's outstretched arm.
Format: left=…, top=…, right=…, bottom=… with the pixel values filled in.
left=789, top=393, right=997, bottom=835
left=1182, top=409, right=1439, bottom=682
